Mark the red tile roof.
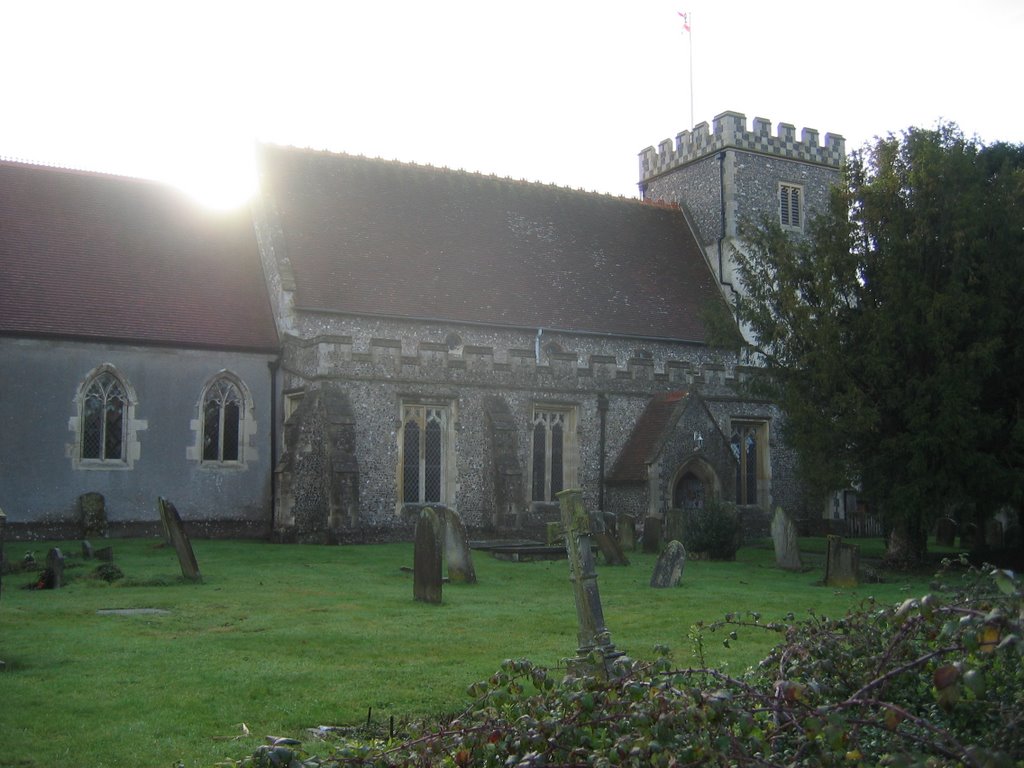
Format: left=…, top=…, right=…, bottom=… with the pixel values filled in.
left=259, top=146, right=726, bottom=342
left=607, top=391, right=690, bottom=484
left=0, top=160, right=278, bottom=352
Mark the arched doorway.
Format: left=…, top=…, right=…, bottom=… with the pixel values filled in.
left=671, top=458, right=720, bottom=511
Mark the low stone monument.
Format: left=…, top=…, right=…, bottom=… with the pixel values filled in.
left=593, top=512, right=629, bottom=566
left=663, top=508, right=686, bottom=546
left=770, top=507, right=802, bottom=571
left=79, top=492, right=108, bottom=538
left=438, top=507, right=477, bottom=584
left=413, top=507, right=443, bottom=603
left=650, top=540, right=686, bottom=588
left=935, top=517, right=957, bottom=548
left=985, top=518, right=1004, bottom=550
left=557, top=489, right=624, bottom=677
left=157, top=497, right=202, bottom=582
left=824, top=535, right=859, bottom=587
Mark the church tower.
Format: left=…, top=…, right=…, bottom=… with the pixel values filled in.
left=639, top=110, right=845, bottom=301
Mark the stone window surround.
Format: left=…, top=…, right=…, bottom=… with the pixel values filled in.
left=187, top=370, right=258, bottom=469
left=68, top=363, right=147, bottom=470
left=529, top=401, right=579, bottom=506
left=779, top=182, right=803, bottom=230
left=729, top=418, right=771, bottom=509
left=396, top=397, right=457, bottom=512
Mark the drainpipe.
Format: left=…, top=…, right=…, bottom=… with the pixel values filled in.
left=717, top=150, right=727, bottom=286
left=535, top=328, right=544, bottom=364
left=597, top=393, right=609, bottom=512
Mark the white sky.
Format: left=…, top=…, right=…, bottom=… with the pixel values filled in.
left=2, top=0, right=1021, bottom=207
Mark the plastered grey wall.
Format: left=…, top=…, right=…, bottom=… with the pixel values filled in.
left=0, top=337, right=276, bottom=537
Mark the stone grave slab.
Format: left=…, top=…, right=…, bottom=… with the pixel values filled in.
left=413, top=507, right=443, bottom=604
left=650, top=540, right=686, bottom=588
left=157, top=497, right=202, bottom=582
left=771, top=507, right=802, bottom=571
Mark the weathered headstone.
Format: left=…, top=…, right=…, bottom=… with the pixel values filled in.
left=650, top=540, right=686, bottom=588
left=46, top=547, right=66, bottom=589
left=770, top=507, right=802, bottom=571
left=79, top=492, right=107, bottom=538
left=641, top=516, right=662, bottom=554
left=592, top=511, right=629, bottom=566
left=413, top=507, right=443, bottom=603
left=824, top=535, right=859, bottom=587
left=438, top=507, right=477, bottom=584
left=984, top=518, right=1004, bottom=550
left=81, top=540, right=94, bottom=559
left=935, top=517, right=957, bottom=548
left=960, top=522, right=978, bottom=550
left=663, top=508, right=686, bottom=547
left=557, top=489, right=624, bottom=676
left=618, top=514, right=636, bottom=551
left=157, top=497, right=202, bottom=582
left=95, top=546, right=114, bottom=562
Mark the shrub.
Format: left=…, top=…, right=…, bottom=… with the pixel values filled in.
left=680, top=500, right=742, bottom=560
left=228, top=561, right=1023, bottom=768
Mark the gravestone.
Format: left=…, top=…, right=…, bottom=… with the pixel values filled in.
left=557, top=489, right=624, bottom=677
left=663, top=508, right=686, bottom=547
left=157, top=497, right=202, bottom=582
left=770, top=507, right=802, bottom=571
left=413, top=508, right=443, bottom=603
left=618, top=515, right=636, bottom=551
left=46, top=547, right=66, bottom=589
left=641, top=516, right=662, bottom=554
left=79, top=492, right=107, bottom=538
left=984, top=518, right=1004, bottom=550
left=438, top=507, right=477, bottom=584
left=935, top=517, right=957, bottom=548
left=650, top=540, right=686, bottom=588
left=960, top=523, right=977, bottom=549
left=81, top=540, right=94, bottom=559
left=95, top=546, right=114, bottom=562
left=592, top=512, right=629, bottom=566
left=824, top=535, right=859, bottom=587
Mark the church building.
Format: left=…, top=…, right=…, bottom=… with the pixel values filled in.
left=0, top=111, right=845, bottom=542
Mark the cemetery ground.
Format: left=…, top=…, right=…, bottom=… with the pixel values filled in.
left=0, top=537, right=943, bottom=768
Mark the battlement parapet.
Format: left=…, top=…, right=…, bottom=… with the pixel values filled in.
left=283, top=333, right=761, bottom=389
left=639, top=110, right=845, bottom=182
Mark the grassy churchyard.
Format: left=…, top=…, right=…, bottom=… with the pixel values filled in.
left=0, top=537, right=939, bottom=768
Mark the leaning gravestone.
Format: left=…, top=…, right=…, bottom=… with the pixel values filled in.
left=413, top=507, right=443, bottom=604
left=81, top=540, right=94, bottom=559
left=935, top=517, right=957, bottom=548
left=592, top=511, right=629, bottom=566
left=618, top=515, right=636, bottom=552
left=437, top=507, right=477, bottom=584
left=157, top=497, right=202, bottom=582
left=824, top=535, right=859, bottom=587
left=985, top=518, right=1004, bottom=550
left=79, top=492, right=107, bottom=538
left=650, top=540, right=686, bottom=588
left=770, top=507, right=802, bottom=571
left=641, top=516, right=662, bottom=554
left=46, top=547, right=66, bottom=589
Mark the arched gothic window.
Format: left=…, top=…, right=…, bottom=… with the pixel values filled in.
left=730, top=423, right=763, bottom=506
left=202, top=377, right=243, bottom=463
left=81, top=371, right=128, bottom=462
left=400, top=404, right=449, bottom=504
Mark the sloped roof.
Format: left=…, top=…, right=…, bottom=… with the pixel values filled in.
left=0, top=160, right=279, bottom=352
left=607, top=391, right=690, bottom=485
left=258, top=145, right=725, bottom=342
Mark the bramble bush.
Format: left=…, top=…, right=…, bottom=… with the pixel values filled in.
left=234, top=560, right=1023, bottom=768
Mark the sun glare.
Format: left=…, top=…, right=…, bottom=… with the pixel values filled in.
left=169, top=144, right=259, bottom=211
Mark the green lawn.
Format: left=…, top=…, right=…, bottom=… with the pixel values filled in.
left=0, top=537, right=937, bottom=768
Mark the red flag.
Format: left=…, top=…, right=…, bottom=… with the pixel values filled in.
left=678, top=11, right=691, bottom=33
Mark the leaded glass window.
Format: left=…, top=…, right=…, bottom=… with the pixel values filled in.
left=730, top=423, right=762, bottom=506
left=81, top=372, right=127, bottom=462
left=202, top=378, right=243, bottom=463
left=401, top=405, right=447, bottom=504
left=532, top=409, right=570, bottom=502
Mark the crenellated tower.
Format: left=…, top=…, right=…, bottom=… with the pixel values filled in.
left=639, top=110, right=845, bottom=302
